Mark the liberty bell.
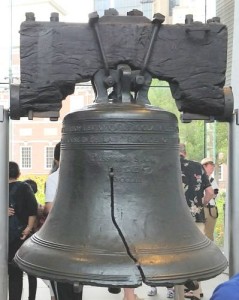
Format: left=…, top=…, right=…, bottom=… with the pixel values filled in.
left=15, top=65, right=227, bottom=289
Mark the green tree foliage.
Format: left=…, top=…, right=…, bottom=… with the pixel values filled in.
left=215, top=122, right=229, bottom=164
left=20, top=174, right=47, bottom=205
left=148, top=79, right=205, bottom=161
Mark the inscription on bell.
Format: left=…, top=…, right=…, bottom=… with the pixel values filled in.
left=63, top=121, right=177, bottom=133
left=63, top=134, right=176, bottom=144
left=114, top=176, right=142, bottom=183
left=88, top=153, right=155, bottom=164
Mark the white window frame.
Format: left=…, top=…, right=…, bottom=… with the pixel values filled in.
left=20, top=146, right=32, bottom=169
left=45, top=146, right=55, bottom=169
left=218, top=164, right=223, bottom=181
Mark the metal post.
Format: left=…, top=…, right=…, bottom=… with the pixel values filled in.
left=228, top=111, right=239, bottom=276
left=203, top=121, right=207, bottom=157
left=174, top=285, right=184, bottom=300
left=0, top=106, right=9, bottom=300
left=227, top=0, right=239, bottom=277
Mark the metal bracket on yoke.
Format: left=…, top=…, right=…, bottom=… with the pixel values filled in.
left=140, top=13, right=165, bottom=75
left=92, top=65, right=153, bottom=105
left=90, top=11, right=163, bottom=105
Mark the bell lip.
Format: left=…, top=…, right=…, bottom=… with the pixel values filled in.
left=15, top=249, right=228, bottom=287
left=15, top=236, right=228, bottom=287
left=14, top=252, right=142, bottom=287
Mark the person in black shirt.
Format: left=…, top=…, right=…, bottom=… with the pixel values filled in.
left=8, top=161, right=38, bottom=300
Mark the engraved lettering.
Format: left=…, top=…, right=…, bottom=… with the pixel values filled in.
left=63, top=134, right=175, bottom=144
left=114, top=166, right=153, bottom=175
left=63, top=122, right=177, bottom=133
left=88, top=153, right=129, bottom=163
left=114, top=176, right=142, bottom=183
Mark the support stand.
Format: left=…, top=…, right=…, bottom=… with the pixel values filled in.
left=227, top=0, right=239, bottom=276
left=0, top=106, right=9, bottom=300
left=228, top=110, right=239, bottom=276
left=174, top=285, right=184, bottom=300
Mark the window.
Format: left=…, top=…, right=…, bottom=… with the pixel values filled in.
left=44, top=128, right=57, bottom=136
left=21, top=146, right=32, bottom=169
left=20, top=128, right=32, bottom=136
left=218, top=164, right=223, bottom=181
left=45, top=146, right=54, bottom=169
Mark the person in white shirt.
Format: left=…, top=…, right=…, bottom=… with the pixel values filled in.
left=201, top=157, right=219, bottom=241
left=44, top=167, right=59, bottom=213
left=44, top=142, right=83, bottom=300
left=43, top=143, right=61, bottom=300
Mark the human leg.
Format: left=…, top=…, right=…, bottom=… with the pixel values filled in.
left=204, top=207, right=217, bottom=241
left=8, top=262, right=23, bottom=300
left=48, top=281, right=58, bottom=299
left=123, top=288, right=143, bottom=300
left=8, top=240, right=24, bottom=300
left=28, top=274, right=37, bottom=300
left=173, top=285, right=183, bottom=300
left=184, top=222, right=204, bottom=300
left=56, top=282, right=83, bottom=300
left=124, top=288, right=137, bottom=300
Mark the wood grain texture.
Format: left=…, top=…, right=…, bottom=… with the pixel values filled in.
left=19, top=16, right=227, bottom=116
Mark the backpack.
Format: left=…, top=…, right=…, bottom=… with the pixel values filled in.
left=9, top=182, right=25, bottom=244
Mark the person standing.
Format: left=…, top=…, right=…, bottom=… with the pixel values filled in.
left=44, top=142, right=83, bottom=300
left=180, top=144, right=214, bottom=300
left=24, top=179, right=39, bottom=300
left=8, top=161, right=38, bottom=300
left=23, top=178, right=56, bottom=300
left=44, top=142, right=61, bottom=214
left=201, top=158, right=219, bottom=241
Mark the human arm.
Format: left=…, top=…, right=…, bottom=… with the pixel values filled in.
left=201, top=166, right=214, bottom=205
left=203, top=185, right=214, bottom=205
left=43, top=170, right=58, bottom=215
left=20, top=182, right=38, bottom=239
left=211, top=177, right=219, bottom=199
left=44, top=202, right=53, bottom=215
left=21, top=215, right=36, bottom=240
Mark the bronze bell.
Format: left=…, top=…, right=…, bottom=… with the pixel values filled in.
left=15, top=103, right=227, bottom=287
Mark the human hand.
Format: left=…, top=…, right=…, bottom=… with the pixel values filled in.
left=8, top=207, right=15, bottom=216
left=21, top=226, right=32, bottom=240
left=37, top=204, right=45, bottom=217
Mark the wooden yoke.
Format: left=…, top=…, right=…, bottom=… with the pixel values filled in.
left=10, top=9, right=232, bottom=121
